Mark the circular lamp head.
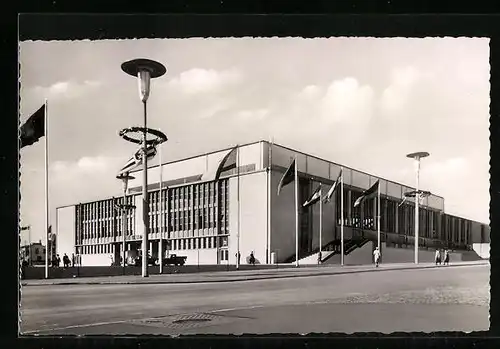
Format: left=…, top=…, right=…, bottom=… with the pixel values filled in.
left=404, top=190, right=432, bottom=198
left=406, top=152, right=430, bottom=160
left=116, top=173, right=136, bottom=192
left=121, top=59, right=166, bottom=102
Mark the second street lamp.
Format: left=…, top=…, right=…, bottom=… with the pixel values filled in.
left=406, top=151, right=430, bottom=264
left=121, top=58, right=166, bottom=277
left=116, top=173, right=135, bottom=273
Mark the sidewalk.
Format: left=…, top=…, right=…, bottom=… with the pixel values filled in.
left=21, top=260, right=488, bottom=287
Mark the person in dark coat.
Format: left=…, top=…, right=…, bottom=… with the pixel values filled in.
left=249, top=252, right=256, bottom=265
left=63, top=254, right=70, bottom=268
left=444, top=249, right=450, bottom=265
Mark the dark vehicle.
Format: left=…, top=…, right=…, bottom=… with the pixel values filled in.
left=163, top=254, right=187, bottom=266
left=133, top=255, right=158, bottom=267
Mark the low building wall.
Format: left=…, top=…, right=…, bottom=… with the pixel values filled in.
left=323, top=242, right=471, bottom=265
left=21, top=264, right=300, bottom=280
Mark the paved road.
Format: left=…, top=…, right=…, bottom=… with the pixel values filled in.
left=20, top=264, right=489, bottom=335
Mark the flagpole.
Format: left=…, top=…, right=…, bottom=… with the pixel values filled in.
left=294, top=157, right=299, bottom=267
left=340, top=167, right=344, bottom=266
left=319, top=183, right=322, bottom=257
left=159, top=134, right=163, bottom=274
left=44, top=99, right=49, bottom=279
left=236, top=145, right=240, bottom=270
left=377, top=182, right=381, bottom=250
left=266, top=138, right=273, bottom=264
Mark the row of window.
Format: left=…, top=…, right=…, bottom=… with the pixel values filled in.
left=330, top=186, right=473, bottom=245
left=77, top=235, right=230, bottom=255
left=75, top=180, right=230, bottom=245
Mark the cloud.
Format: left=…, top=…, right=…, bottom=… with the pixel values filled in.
left=51, top=155, right=124, bottom=187
left=168, top=68, right=243, bottom=94
left=379, top=66, right=426, bottom=115
left=319, top=77, right=375, bottom=125
left=28, top=80, right=102, bottom=101
left=236, top=108, right=269, bottom=121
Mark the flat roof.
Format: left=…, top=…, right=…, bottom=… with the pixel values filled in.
left=131, top=139, right=444, bottom=201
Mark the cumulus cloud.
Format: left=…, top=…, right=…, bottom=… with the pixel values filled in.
left=236, top=108, right=269, bottom=121
left=379, top=66, right=426, bottom=115
left=28, top=80, right=102, bottom=101
left=50, top=155, right=125, bottom=196
left=319, top=77, right=375, bottom=125
left=168, top=68, right=243, bottom=94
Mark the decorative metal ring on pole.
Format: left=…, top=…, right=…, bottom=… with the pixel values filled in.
left=119, top=127, right=168, bottom=146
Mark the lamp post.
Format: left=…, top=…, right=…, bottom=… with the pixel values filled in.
left=121, top=58, right=166, bottom=277
left=406, top=152, right=430, bottom=264
left=116, top=173, right=135, bottom=274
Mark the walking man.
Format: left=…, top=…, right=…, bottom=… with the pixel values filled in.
left=444, top=249, right=450, bottom=265
left=373, top=247, right=381, bottom=268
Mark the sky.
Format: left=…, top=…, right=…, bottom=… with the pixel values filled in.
left=19, top=37, right=490, bottom=245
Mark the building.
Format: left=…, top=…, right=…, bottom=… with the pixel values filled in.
left=20, top=241, right=46, bottom=265
left=56, top=141, right=490, bottom=266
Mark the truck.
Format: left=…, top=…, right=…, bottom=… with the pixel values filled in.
left=162, top=254, right=187, bottom=266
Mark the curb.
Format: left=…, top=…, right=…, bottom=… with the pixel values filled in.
left=21, top=262, right=488, bottom=287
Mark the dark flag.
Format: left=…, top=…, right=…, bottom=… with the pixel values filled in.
left=353, top=180, right=379, bottom=208
left=277, top=159, right=295, bottom=196
left=303, top=184, right=322, bottom=208
left=20, top=104, right=45, bottom=148
left=324, top=169, right=342, bottom=203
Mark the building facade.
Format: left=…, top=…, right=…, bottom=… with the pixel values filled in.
left=20, top=241, right=46, bottom=265
left=56, top=141, right=490, bottom=266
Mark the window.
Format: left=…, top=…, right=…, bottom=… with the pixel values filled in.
left=35, top=248, right=39, bottom=254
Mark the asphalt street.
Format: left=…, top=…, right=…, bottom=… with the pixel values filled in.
left=20, top=263, right=489, bottom=335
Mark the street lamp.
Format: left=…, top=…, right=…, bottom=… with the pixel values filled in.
left=406, top=151, right=430, bottom=264
left=116, top=173, right=135, bottom=273
left=121, top=58, right=166, bottom=277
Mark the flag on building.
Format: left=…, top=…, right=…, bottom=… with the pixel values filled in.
left=398, top=195, right=407, bottom=207
left=277, top=159, right=296, bottom=196
left=303, top=184, right=322, bottom=208
left=353, top=180, right=379, bottom=208
left=20, top=104, right=45, bottom=148
left=324, top=169, right=342, bottom=203
left=201, top=146, right=238, bottom=181
left=117, top=143, right=157, bottom=176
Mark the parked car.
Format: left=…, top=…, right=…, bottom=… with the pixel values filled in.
left=133, top=255, right=158, bottom=267
left=163, top=254, right=187, bottom=266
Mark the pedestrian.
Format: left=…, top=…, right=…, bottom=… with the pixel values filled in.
left=235, top=251, right=241, bottom=266
left=71, top=253, right=75, bottom=267
left=63, top=253, right=70, bottom=268
left=435, top=249, right=441, bottom=265
left=317, top=251, right=322, bottom=265
left=373, top=247, right=381, bottom=267
left=56, top=254, right=61, bottom=268
left=249, top=252, right=256, bottom=265
left=444, top=249, right=450, bottom=265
